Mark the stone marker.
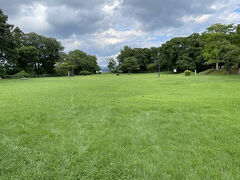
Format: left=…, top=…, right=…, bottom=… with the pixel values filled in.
left=21, top=78, right=28, bottom=80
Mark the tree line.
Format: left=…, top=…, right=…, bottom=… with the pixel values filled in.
left=108, top=24, right=240, bottom=74
left=0, top=9, right=99, bottom=78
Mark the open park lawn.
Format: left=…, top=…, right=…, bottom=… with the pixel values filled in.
left=0, top=73, right=240, bottom=179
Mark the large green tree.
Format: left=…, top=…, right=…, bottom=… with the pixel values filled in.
left=17, top=46, right=39, bottom=73
left=120, top=57, right=139, bottom=74
left=0, top=9, right=19, bottom=74
left=203, top=23, right=236, bottom=71
left=218, top=42, right=240, bottom=74
left=55, top=50, right=100, bottom=76
left=22, top=33, right=64, bottom=74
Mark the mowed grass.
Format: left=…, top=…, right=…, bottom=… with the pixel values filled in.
left=0, top=73, right=240, bottom=179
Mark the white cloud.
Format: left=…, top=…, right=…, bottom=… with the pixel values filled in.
left=2, top=0, right=240, bottom=65
left=9, top=3, right=52, bottom=33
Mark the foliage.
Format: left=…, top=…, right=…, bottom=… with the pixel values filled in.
left=120, top=57, right=140, bottom=73
left=107, top=58, right=117, bottom=72
left=219, top=42, right=240, bottom=74
left=12, top=70, right=30, bottom=79
left=116, top=24, right=240, bottom=74
left=184, top=70, right=192, bottom=76
left=79, top=70, right=91, bottom=75
left=0, top=65, right=5, bottom=77
left=55, top=50, right=100, bottom=76
left=17, top=46, right=39, bottom=73
left=147, top=63, right=156, bottom=72
left=22, top=33, right=64, bottom=74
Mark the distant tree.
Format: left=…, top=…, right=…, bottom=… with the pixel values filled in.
left=107, top=58, right=117, bottom=72
left=12, top=27, right=24, bottom=47
left=120, top=57, right=139, bottom=74
left=203, top=23, right=236, bottom=71
left=22, top=33, right=64, bottom=74
left=176, top=55, right=196, bottom=71
left=55, top=61, right=74, bottom=76
left=55, top=50, right=100, bottom=76
left=147, top=63, right=156, bottom=72
left=17, top=46, right=39, bottom=73
left=117, top=46, right=134, bottom=64
left=218, top=42, right=240, bottom=74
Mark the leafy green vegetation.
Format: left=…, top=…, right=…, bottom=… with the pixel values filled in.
left=0, top=73, right=240, bottom=179
left=184, top=70, right=192, bottom=76
left=199, top=68, right=240, bottom=75
left=12, top=70, right=30, bottom=79
left=79, top=70, right=91, bottom=75
left=0, top=10, right=98, bottom=77
left=114, top=24, right=240, bottom=74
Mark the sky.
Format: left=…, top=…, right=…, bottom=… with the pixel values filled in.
left=1, top=0, right=240, bottom=66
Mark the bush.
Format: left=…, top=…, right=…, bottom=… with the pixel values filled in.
left=12, top=71, right=31, bottom=79
left=184, top=70, right=192, bottom=76
left=80, top=70, right=91, bottom=75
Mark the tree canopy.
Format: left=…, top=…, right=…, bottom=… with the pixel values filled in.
left=0, top=9, right=100, bottom=78
left=116, top=24, right=240, bottom=74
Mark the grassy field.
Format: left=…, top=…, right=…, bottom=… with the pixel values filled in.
left=0, top=73, right=240, bottom=179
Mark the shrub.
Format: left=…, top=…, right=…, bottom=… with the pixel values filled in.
left=184, top=70, right=192, bottom=76
left=80, top=70, right=91, bottom=75
left=12, top=71, right=31, bottom=79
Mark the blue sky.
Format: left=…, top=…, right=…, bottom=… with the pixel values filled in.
left=0, top=0, right=240, bottom=66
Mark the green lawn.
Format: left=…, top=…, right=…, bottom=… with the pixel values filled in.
left=0, top=73, right=240, bottom=179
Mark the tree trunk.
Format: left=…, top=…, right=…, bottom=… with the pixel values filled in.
left=68, top=71, right=70, bottom=78
left=227, top=66, right=231, bottom=75
left=238, top=68, right=240, bottom=74
left=71, top=69, right=74, bottom=76
left=158, top=65, right=160, bottom=78
left=216, top=63, right=219, bottom=71
left=128, top=70, right=130, bottom=75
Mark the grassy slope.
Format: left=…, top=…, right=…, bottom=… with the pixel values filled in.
left=0, top=74, right=240, bottom=179
left=199, top=68, right=240, bottom=75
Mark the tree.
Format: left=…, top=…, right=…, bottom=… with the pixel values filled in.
left=107, top=58, right=117, bottom=72
left=55, top=50, right=100, bottom=76
left=120, top=57, right=139, bottom=74
left=147, top=63, right=156, bottom=72
left=176, top=55, right=196, bottom=71
left=203, top=23, right=236, bottom=71
left=12, top=27, right=24, bottom=47
left=0, top=65, right=5, bottom=77
left=22, top=33, right=64, bottom=74
left=219, top=42, right=240, bottom=74
left=0, top=9, right=18, bottom=75
left=55, top=61, right=74, bottom=76
left=17, top=46, right=39, bottom=73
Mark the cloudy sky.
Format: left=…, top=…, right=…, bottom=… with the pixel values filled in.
left=1, top=0, right=240, bottom=65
